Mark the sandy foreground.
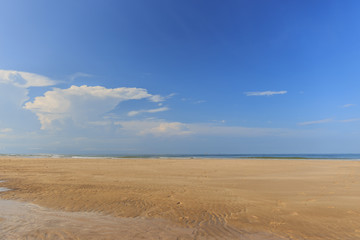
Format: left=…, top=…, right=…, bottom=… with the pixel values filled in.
left=0, top=157, right=360, bottom=239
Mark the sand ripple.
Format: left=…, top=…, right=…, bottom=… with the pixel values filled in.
left=0, top=200, right=195, bottom=240
left=2, top=157, right=360, bottom=239
left=0, top=200, right=284, bottom=240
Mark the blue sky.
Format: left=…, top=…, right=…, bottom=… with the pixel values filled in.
left=0, top=0, right=360, bottom=154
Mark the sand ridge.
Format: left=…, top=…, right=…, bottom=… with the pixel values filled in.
left=1, top=157, right=360, bottom=239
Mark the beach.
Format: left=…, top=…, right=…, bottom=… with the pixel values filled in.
left=1, top=157, right=360, bottom=239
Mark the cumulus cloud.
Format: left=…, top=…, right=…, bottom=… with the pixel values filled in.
left=128, top=107, right=169, bottom=116
left=0, top=70, right=58, bottom=133
left=24, top=85, right=164, bottom=130
left=0, top=70, right=56, bottom=88
left=298, top=119, right=333, bottom=126
left=0, top=82, right=30, bottom=108
left=245, top=91, right=287, bottom=96
left=0, top=70, right=57, bottom=108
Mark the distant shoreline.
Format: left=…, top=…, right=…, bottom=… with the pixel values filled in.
left=1, top=153, right=360, bottom=160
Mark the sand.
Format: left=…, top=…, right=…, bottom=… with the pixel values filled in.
left=1, top=157, right=360, bottom=239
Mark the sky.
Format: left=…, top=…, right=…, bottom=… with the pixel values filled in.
left=0, top=0, right=360, bottom=154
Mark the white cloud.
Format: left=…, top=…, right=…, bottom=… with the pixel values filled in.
left=245, top=91, right=287, bottom=96
left=148, top=95, right=164, bottom=102
left=87, top=120, right=113, bottom=126
left=0, top=70, right=57, bottom=108
left=115, top=120, right=303, bottom=138
left=128, top=107, right=169, bottom=116
left=0, top=70, right=59, bottom=133
left=24, top=85, right=164, bottom=130
left=299, top=118, right=360, bottom=125
left=69, top=72, right=93, bottom=81
left=0, top=70, right=56, bottom=88
left=342, top=104, right=356, bottom=108
left=340, top=118, right=360, bottom=123
left=165, top=93, right=177, bottom=99
left=188, top=124, right=295, bottom=137
left=0, top=128, right=13, bottom=139
left=212, top=120, right=226, bottom=124
left=298, top=119, right=333, bottom=126
left=115, top=120, right=192, bottom=136
left=0, top=81, right=30, bottom=107
left=0, top=128, right=13, bottom=133
left=143, top=122, right=192, bottom=136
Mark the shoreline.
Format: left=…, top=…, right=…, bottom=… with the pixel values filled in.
left=2, top=154, right=360, bottom=160
left=1, top=157, right=360, bottom=239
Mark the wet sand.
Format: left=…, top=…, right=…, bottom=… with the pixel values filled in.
left=1, top=157, right=360, bottom=239
left=0, top=199, right=196, bottom=240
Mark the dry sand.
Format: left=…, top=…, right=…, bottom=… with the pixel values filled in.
left=1, top=157, right=360, bottom=239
